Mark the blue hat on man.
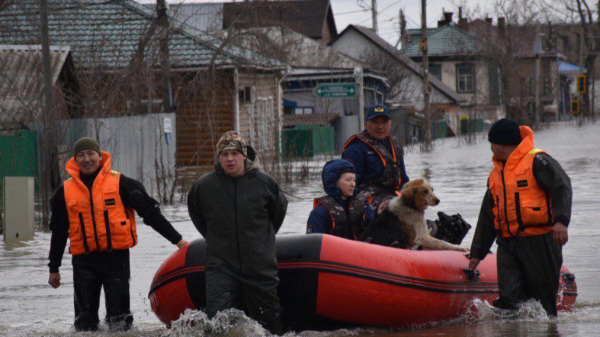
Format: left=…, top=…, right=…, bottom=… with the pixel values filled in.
left=365, top=104, right=391, bottom=121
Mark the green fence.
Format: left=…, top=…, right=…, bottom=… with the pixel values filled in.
left=433, top=121, right=448, bottom=139
left=0, top=131, right=38, bottom=200
left=460, top=118, right=484, bottom=134
left=283, top=126, right=335, bottom=158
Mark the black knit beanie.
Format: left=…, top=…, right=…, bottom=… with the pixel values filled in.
left=488, top=119, right=521, bottom=146
left=73, top=137, right=102, bottom=156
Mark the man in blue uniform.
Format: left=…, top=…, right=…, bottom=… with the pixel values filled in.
left=341, top=104, right=409, bottom=234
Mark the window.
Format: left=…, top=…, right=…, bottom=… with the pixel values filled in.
left=562, top=36, right=570, bottom=51
left=247, top=104, right=255, bottom=147
left=429, top=64, right=442, bottom=80
left=488, top=65, right=500, bottom=105
left=294, top=107, right=314, bottom=115
left=542, top=77, right=552, bottom=96
left=456, top=63, right=475, bottom=93
left=255, top=97, right=274, bottom=151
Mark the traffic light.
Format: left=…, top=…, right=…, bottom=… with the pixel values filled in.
left=570, top=98, right=580, bottom=114
left=577, top=74, right=586, bottom=94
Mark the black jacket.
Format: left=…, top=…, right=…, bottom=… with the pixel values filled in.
left=187, top=150, right=287, bottom=279
left=470, top=153, right=572, bottom=260
left=48, top=171, right=183, bottom=273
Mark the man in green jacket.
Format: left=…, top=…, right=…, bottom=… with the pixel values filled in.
left=187, top=131, right=287, bottom=335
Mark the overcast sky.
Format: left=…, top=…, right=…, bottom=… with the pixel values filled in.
left=139, top=0, right=490, bottom=45
left=330, top=0, right=490, bottom=45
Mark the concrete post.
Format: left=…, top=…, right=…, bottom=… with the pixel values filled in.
left=3, top=177, right=35, bottom=244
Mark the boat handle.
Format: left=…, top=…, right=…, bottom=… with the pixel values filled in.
left=463, top=268, right=480, bottom=282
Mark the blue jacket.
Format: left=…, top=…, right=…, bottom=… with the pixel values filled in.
left=307, top=159, right=374, bottom=235
left=342, top=132, right=409, bottom=193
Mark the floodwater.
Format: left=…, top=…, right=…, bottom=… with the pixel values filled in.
left=1, top=123, right=600, bottom=336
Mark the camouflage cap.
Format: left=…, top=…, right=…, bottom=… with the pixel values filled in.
left=216, top=131, right=247, bottom=157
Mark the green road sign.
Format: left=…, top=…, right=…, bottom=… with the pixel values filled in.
left=313, top=83, right=357, bottom=98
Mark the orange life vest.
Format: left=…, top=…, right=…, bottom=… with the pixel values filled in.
left=64, top=151, right=138, bottom=255
left=488, top=126, right=553, bottom=238
left=342, top=132, right=403, bottom=192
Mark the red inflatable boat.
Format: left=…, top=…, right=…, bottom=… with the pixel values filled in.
left=149, top=234, right=577, bottom=331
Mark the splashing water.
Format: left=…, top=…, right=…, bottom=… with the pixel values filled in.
left=167, top=309, right=269, bottom=337
left=467, top=298, right=553, bottom=323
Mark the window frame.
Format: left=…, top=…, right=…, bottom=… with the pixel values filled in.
left=429, top=63, right=442, bottom=81
left=455, top=63, right=476, bottom=93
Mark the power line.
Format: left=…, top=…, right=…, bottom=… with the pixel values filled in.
left=336, top=8, right=370, bottom=16
left=355, top=0, right=402, bottom=26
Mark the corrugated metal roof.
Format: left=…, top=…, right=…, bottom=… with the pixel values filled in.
left=0, top=0, right=280, bottom=69
left=0, top=45, right=70, bottom=125
left=403, top=25, right=483, bottom=57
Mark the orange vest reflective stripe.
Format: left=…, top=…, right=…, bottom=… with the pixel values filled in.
left=488, top=126, right=553, bottom=238
left=342, top=132, right=403, bottom=190
left=64, top=151, right=138, bottom=255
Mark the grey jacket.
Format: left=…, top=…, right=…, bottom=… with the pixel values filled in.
left=187, top=147, right=288, bottom=279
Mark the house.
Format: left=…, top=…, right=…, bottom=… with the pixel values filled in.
left=0, top=0, right=286, bottom=186
left=283, top=67, right=389, bottom=151
left=543, top=23, right=598, bottom=116
left=403, top=20, right=503, bottom=130
left=0, top=45, right=78, bottom=130
left=330, top=24, right=466, bottom=140
left=220, top=26, right=390, bottom=150
left=148, top=0, right=338, bottom=44
left=172, top=16, right=389, bottom=152
left=461, top=17, right=567, bottom=123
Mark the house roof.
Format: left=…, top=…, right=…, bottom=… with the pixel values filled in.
left=0, top=45, right=71, bottom=126
left=336, top=25, right=465, bottom=103
left=558, top=61, right=586, bottom=75
left=222, top=0, right=337, bottom=40
left=224, top=26, right=363, bottom=69
left=146, top=3, right=224, bottom=33
left=285, top=67, right=390, bottom=87
left=403, top=25, right=484, bottom=58
left=0, top=0, right=281, bottom=69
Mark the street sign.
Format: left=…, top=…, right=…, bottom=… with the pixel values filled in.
left=313, top=83, right=357, bottom=99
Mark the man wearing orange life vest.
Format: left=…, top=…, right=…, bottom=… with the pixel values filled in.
left=47, top=137, right=188, bottom=331
left=468, top=119, right=572, bottom=317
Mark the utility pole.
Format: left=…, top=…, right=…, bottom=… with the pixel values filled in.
left=40, top=0, right=56, bottom=229
left=421, top=0, right=432, bottom=151
left=395, top=9, right=406, bottom=49
left=356, top=67, right=365, bottom=130
left=371, top=0, right=378, bottom=34
left=157, top=0, right=173, bottom=112
left=534, top=25, right=541, bottom=129
left=593, top=67, right=596, bottom=122
left=579, top=31, right=584, bottom=127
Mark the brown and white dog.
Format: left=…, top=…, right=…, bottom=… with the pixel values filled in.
left=360, top=179, right=469, bottom=251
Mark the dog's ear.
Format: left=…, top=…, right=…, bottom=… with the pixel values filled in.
left=401, top=184, right=416, bottom=207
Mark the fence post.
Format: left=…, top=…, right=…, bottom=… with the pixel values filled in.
left=3, top=177, right=35, bottom=244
